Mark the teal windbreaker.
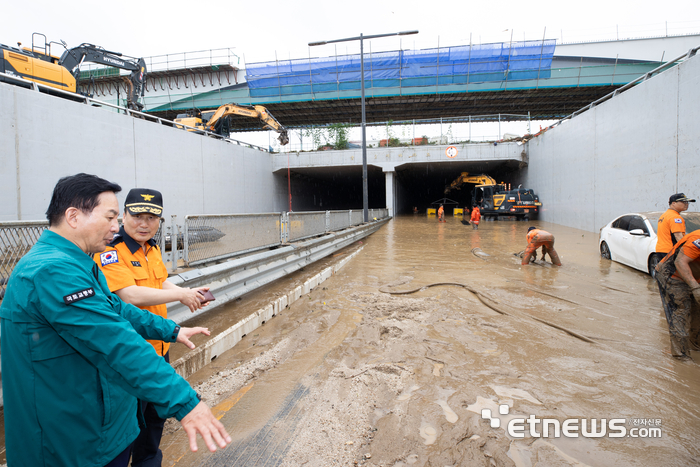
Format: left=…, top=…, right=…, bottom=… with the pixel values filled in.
left=0, top=230, right=199, bottom=466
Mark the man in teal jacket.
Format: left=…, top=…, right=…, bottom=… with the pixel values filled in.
left=0, top=173, right=230, bottom=467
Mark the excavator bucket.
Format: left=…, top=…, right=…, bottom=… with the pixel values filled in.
left=278, top=130, right=290, bottom=146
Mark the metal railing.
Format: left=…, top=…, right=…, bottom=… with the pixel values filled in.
left=184, top=209, right=389, bottom=265
left=184, top=213, right=283, bottom=267
left=328, top=210, right=353, bottom=231
left=0, top=210, right=390, bottom=290
left=0, top=221, right=49, bottom=298
left=287, top=212, right=328, bottom=242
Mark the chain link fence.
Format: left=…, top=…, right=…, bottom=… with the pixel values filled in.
left=0, top=209, right=391, bottom=288
left=328, top=211, right=352, bottom=232
left=184, top=214, right=283, bottom=267
left=369, top=209, right=388, bottom=220
left=287, top=212, right=328, bottom=242
left=0, top=221, right=49, bottom=298
left=351, top=210, right=364, bottom=226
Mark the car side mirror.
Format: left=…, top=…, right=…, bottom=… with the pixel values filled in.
left=629, top=229, right=648, bottom=236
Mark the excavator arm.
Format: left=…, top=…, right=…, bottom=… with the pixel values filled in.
left=59, top=44, right=147, bottom=111
left=205, top=104, right=289, bottom=145
left=444, top=172, right=497, bottom=194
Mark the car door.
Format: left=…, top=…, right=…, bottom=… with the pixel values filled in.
left=606, top=215, right=633, bottom=265
left=626, top=215, right=654, bottom=271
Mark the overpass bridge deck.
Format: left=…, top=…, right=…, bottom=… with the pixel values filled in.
left=148, top=60, right=660, bottom=126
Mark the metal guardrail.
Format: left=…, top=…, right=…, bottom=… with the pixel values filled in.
left=184, top=209, right=388, bottom=266
left=167, top=218, right=390, bottom=325
left=0, top=71, right=268, bottom=152
left=0, top=210, right=390, bottom=288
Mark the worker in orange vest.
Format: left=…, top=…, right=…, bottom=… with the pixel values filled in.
left=470, top=205, right=481, bottom=230
left=437, top=205, right=445, bottom=223
left=522, top=227, right=562, bottom=266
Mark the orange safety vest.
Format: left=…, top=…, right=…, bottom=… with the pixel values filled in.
left=656, top=208, right=686, bottom=253
left=659, top=230, right=700, bottom=281
left=95, top=227, right=170, bottom=356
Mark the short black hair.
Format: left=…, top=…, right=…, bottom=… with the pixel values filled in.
left=46, top=173, right=122, bottom=226
left=528, top=226, right=537, bottom=232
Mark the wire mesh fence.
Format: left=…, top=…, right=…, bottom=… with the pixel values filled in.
left=351, top=210, right=364, bottom=226
left=184, top=214, right=283, bottom=267
left=0, top=221, right=49, bottom=298
left=0, top=209, right=390, bottom=287
left=287, top=212, right=328, bottom=242
left=369, top=209, right=389, bottom=220
left=328, top=211, right=352, bottom=232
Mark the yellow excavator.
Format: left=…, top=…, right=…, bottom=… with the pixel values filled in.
left=1, top=33, right=147, bottom=110
left=445, top=172, right=542, bottom=219
left=445, top=172, right=497, bottom=191
left=174, top=104, right=289, bottom=145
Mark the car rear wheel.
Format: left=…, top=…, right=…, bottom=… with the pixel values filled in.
left=648, top=254, right=660, bottom=278
left=600, top=241, right=611, bottom=260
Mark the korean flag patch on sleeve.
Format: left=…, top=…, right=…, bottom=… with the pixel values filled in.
left=100, top=250, right=119, bottom=266
left=693, top=239, right=700, bottom=250
left=675, top=218, right=683, bottom=223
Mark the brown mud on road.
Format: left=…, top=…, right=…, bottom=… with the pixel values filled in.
left=162, top=215, right=700, bottom=467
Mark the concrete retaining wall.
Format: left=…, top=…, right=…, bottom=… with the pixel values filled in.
left=0, top=83, right=282, bottom=221
left=520, top=51, right=700, bottom=232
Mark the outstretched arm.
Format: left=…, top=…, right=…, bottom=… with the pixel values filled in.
left=181, top=401, right=232, bottom=452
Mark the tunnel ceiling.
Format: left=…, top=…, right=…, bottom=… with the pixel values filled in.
left=150, top=85, right=619, bottom=130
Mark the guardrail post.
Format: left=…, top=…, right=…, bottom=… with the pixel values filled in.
left=171, top=215, right=178, bottom=273
left=183, top=216, right=189, bottom=267
left=280, top=212, right=287, bottom=243
left=348, top=210, right=353, bottom=226
left=159, top=219, right=166, bottom=259
left=325, top=211, right=330, bottom=232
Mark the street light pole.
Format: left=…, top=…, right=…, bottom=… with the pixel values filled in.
left=310, top=30, right=418, bottom=222
left=360, top=34, right=368, bottom=222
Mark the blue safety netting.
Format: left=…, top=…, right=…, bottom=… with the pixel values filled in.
left=245, top=40, right=556, bottom=98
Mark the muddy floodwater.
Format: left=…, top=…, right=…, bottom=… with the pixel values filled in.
left=156, top=215, right=700, bottom=467
left=6, top=215, right=697, bottom=466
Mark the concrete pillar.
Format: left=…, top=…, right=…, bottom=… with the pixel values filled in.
left=384, top=170, right=395, bottom=217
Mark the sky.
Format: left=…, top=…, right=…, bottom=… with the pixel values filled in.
left=4, top=0, right=700, bottom=67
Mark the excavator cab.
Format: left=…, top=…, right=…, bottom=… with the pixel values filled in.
left=474, top=184, right=506, bottom=212
left=174, top=110, right=207, bottom=132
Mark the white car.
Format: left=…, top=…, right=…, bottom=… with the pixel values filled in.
left=599, top=211, right=700, bottom=277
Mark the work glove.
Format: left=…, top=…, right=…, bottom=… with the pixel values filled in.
left=692, top=287, right=700, bottom=304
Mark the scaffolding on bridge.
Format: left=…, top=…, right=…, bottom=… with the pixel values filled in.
left=245, top=40, right=557, bottom=99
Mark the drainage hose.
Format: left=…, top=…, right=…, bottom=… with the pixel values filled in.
left=379, top=282, right=595, bottom=344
